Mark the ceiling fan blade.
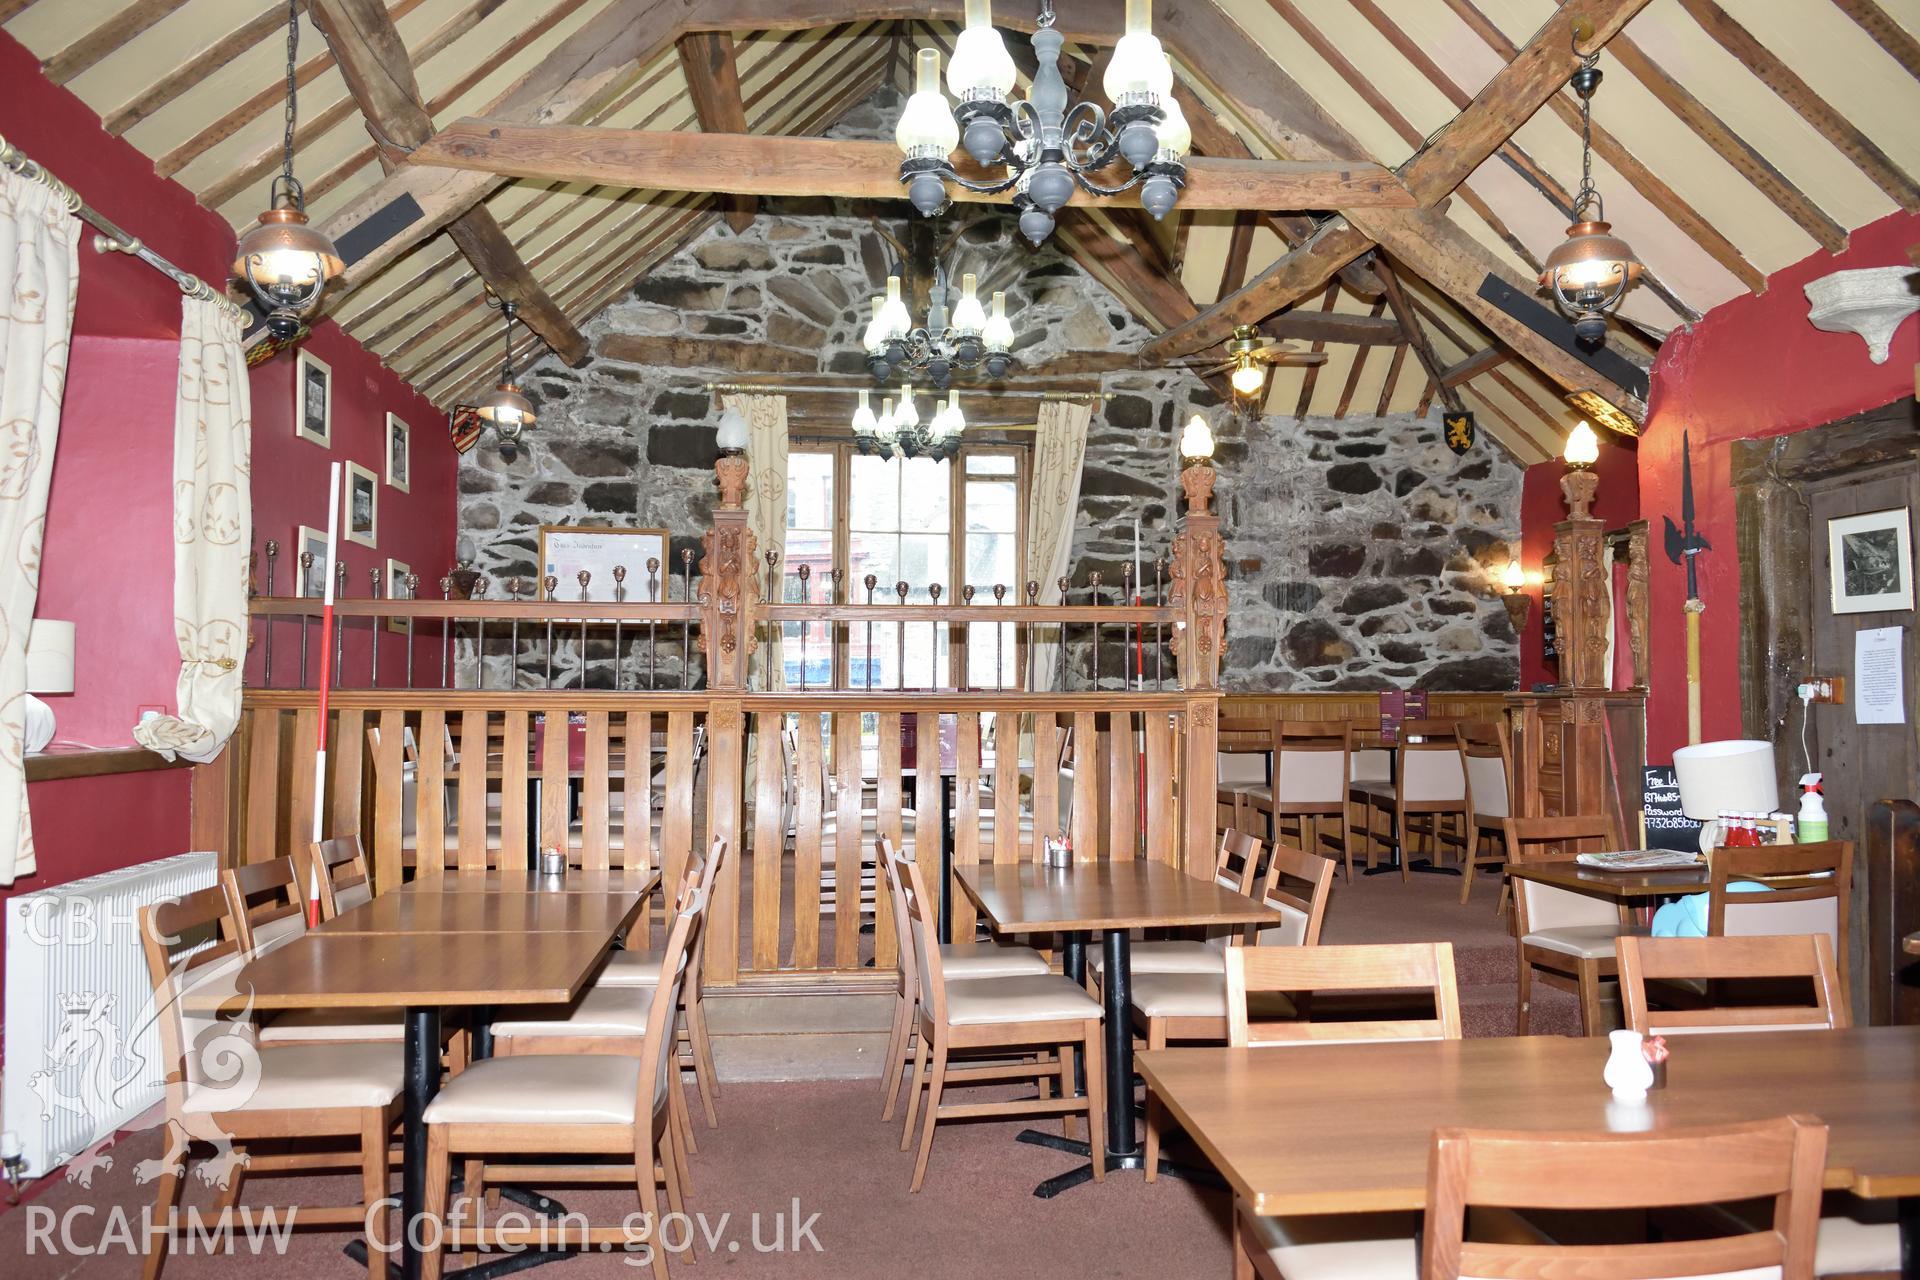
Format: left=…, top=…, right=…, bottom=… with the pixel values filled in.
left=1267, top=352, right=1328, bottom=367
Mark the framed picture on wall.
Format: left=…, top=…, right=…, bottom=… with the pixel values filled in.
left=345, top=461, right=378, bottom=547
left=1829, top=507, right=1913, bottom=614
left=295, top=350, right=331, bottom=447
left=295, top=525, right=329, bottom=597
left=385, top=414, right=410, bottom=492
left=386, top=557, right=412, bottom=633
left=538, top=525, right=670, bottom=601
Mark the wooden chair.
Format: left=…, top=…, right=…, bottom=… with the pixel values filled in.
left=1708, top=840, right=1854, bottom=1008
left=137, top=887, right=401, bottom=1280
left=1246, top=724, right=1353, bottom=881
left=1222, top=940, right=1459, bottom=1278
left=1618, top=934, right=1848, bottom=1035
left=1392, top=724, right=1469, bottom=878
left=1088, top=828, right=1266, bottom=985
left=418, top=888, right=706, bottom=1280
left=1504, top=815, right=1642, bottom=1036
left=1135, top=841, right=1336, bottom=1179
left=1456, top=721, right=1515, bottom=907
left=219, top=856, right=309, bottom=953
left=1618, top=933, right=1897, bottom=1277
left=304, top=835, right=374, bottom=919
left=1224, top=941, right=1461, bottom=1046
left=1418, top=1117, right=1830, bottom=1280
left=887, top=841, right=1105, bottom=1192
left=875, top=835, right=1050, bottom=1121
left=1217, top=715, right=1276, bottom=841
left=1341, top=723, right=1394, bottom=872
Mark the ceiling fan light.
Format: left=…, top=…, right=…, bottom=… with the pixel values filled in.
left=1230, top=358, right=1266, bottom=396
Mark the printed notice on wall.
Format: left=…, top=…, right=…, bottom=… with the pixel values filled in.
left=1855, top=625, right=1905, bottom=725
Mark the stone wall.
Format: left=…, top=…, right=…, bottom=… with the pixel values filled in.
left=457, top=95, right=1523, bottom=691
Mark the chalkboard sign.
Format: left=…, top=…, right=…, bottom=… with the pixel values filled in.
left=1642, top=765, right=1704, bottom=853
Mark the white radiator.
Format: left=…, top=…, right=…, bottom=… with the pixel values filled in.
left=3, top=852, right=218, bottom=1178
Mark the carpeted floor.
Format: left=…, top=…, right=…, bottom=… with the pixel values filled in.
left=0, top=869, right=1582, bottom=1278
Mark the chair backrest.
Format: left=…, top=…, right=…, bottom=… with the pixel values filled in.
left=1502, top=815, right=1620, bottom=934
left=1401, top=718, right=1458, bottom=741
left=1708, top=841, right=1852, bottom=1000
left=1399, top=736, right=1466, bottom=805
left=1225, top=942, right=1461, bottom=1046
left=1421, top=1116, right=1828, bottom=1280
left=220, top=856, right=307, bottom=953
left=1617, top=934, right=1847, bottom=1036
left=139, top=887, right=258, bottom=1112
left=306, top=835, right=373, bottom=918
left=1215, top=827, right=1266, bottom=894
left=636, top=886, right=705, bottom=1124
left=1343, top=723, right=1392, bottom=783
left=680, top=836, right=728, bottom=996
left=1273, top=722, right=1348, bottom=806
left=1458, top=721, right=1512, bottom=820
left=1215, top=716, right=1272, bottom=787
left=891, top=841, right=945, bottom=1023
left=1250, top=841, right=1336, bottom=948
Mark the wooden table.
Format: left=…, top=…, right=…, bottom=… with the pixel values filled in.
left=1504, top=855, right=1709, bottom=900
left=396, top=868, right=662, bottom=896
left=1140, top=1028, right=1920, bottom=1276
left=953, top=859, right=1279, bottom=1197
left=206, top=875, right=652, bottom=1280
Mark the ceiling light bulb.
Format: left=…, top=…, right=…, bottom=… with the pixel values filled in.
left=879, top=275, right=913, bottom=341
left=1564, top=421, right=1601, bottom=467
left=1502, top=558, right=1525, bottom=591
left=949, top=0, right=1017, bottom=101
left=950, top=272, right=988, bottom=336
left=863, top=296, right=887, bottom=353
left=897, top=383, right=919, bottom=429
left=1179, top=413, right=1214, bottom=461
left=1230, top=358, right=1266, bottom=396
left=896, top=48, right=959, bottom=158
left=946, top=394, right=965, bottom=435
left=852, top=389, right=878, bottom=435
left=1104, top=0, right=1174, bottom=105
left=981, top=290, right=1015, bottom=352
left=1155, top=95, right=1191, bottom=159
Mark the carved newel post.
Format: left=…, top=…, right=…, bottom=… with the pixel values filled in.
left=1166, top=416, right=1228, bottom=876
left=1553, top=425, right=1608, bottom=691
left=701, top=447, right=759, bottom=691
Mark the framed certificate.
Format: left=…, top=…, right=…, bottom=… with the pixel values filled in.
left=537, top=526, right=671, bottom=601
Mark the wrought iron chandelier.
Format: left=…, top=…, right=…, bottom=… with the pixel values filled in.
left=853, top=386, right=966, bottom=461
left=1538, top=38, right=1644, bottom=347
left=895, top=0, right=1190, bottom=246
left=863, top=266, right=1017, bottom=388
left=231, top=0, right=342, bottom=338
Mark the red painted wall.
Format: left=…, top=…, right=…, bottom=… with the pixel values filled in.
left=1515, top=437, right=1641, bottom=691
left=1639, top=209, right=1920, bottom=762
left=0, top=28, right=454, bottom=940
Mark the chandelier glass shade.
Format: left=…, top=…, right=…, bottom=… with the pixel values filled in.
left=1537, top=49, right=1643, bottom=348
left=854, top=385, right=966, bottom=460
left=232, top=0, right=342, bottom=337
left=866, top=269, right=1016, bottom=389
left=896, top=0, right=1189, bottom=245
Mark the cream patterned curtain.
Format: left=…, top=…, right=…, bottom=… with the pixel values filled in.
left=0, top=169, right=80, bottom=886
left=1025, top=399, right=1091, bottom=693
left=134, top=297, right=252, bottom=764
left=723, top=392, right=788, bottom=690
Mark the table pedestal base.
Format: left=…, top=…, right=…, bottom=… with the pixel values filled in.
left=1014, top=1130, right=1224, bottom=1199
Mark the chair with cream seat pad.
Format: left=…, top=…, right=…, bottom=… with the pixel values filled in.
left=1245, top=724, right=1354, bottom=881
left=1707, top=841, right=1854, bottom=1008
left=418, top=888, right=706, bottom=1280
left=1223, top=940, right=1461, bottom=1280
left=137, top=886, right=402, bottom=1280
left=1216, top=715, right=1277, bottom=840
left=304, top=835, right=374, bottom=920
left=1504, top=814, right=1644, bottom=1035
left=1138, top=841, right=1335, bottom=1179
left=1455, top=721, right=1517, bottom=908
left=885, top=840, right=1105, bottom=1192
left=1088, top=828, right=1268, bottom=984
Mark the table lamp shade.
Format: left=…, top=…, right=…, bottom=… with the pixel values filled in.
left=1672, top=739, right=1777, bottom=819
left=25, top=619, right=74, bottom=695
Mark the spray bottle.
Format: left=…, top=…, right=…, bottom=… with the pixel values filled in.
left=1796, top=773, right=1828, bottom=843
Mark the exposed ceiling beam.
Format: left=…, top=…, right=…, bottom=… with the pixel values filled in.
left=309, top=0, right=588, bottom=365
left=1441, top=346, right=1511, bottom=387
left=676, top=30, right=757, bottom=231
left=1830, top=0, right=1920, bottom=80
left=404, top=121, right=1415, bottom=209
left=1373, top=257, right=1464, bottom=415
left=39, top=0, right=192, bottom=86
left=1139, top=218, right=1373, bottom=363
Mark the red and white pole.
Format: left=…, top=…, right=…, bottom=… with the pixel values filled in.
left=307, top=461, right=342, bottom=927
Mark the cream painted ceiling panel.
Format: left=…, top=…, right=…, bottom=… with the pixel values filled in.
left=1735, top=0, right=1920, bottom=182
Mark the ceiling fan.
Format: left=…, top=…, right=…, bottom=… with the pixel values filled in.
left=1173, top=324, right=1327, bottom=397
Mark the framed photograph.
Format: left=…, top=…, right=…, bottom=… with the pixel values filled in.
left=345, top=461, right=378, bottom=547
left=295, top=525, right=329, bottom=598
left=385, top=413, right=411, bottom=492
left=386, top=557, right=412, bottom=633
left=295, top=350, right=331, bottom=447
left=538, top=525, right=670, bottom=601
left=1829, top=507, right=1913, bottom=614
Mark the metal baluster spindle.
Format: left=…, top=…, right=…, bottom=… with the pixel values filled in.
left=646, top=558, right=660, bottom=691
left=1057, top=576, right=1070, bottom=692
left=1024, top=580, right=1039, bottom=692
left=333, top=561, right=348, bottom=687
left=577, top=570, right=591, bottom=690
left=1122, top=561, right=1136, bottom=689
left=894, top=580, right=908, bottom=690
left=962, top=586, right=975, bottom=691
left=992, top=583, right=1006, bottom=692
left=404, top=574, right=419, bottom=689
left=543, top=575, right=559, bottom=687
left=1088, top=571, right=1103, bottom=691
left=679, top=549, right=694, bottom=691
left=831, top=568, right=845, bottom=690
left=762, top=550, right=780, bottom=689
left=612, top=565, right=627, bottom=690
left=262, top=540, right=277, bottom=687
left=298, top=552, right=314, bottom=687
left=927, top=584, right=943, bottom=691
left=505, top=578, right=522, bottom=692
left=1155, top=556, right=1166, bottom=691
left=471, top=577, right=489, bottom=689
left=369, top=567, right=383, bottom=687
left=796, top=563, right=811, bottom=691
left=863, top=575, right=877, bottom=691
left=440, top=575, right=455, bottom=688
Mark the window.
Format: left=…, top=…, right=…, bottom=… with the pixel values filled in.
left=780, top=443, right=1025, bottom=690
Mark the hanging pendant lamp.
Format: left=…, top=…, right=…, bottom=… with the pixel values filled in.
left=475, top=300, right=537, bottom=442
left=1538, top=37, right=1643, bottom=348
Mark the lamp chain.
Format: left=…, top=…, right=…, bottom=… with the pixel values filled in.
left=277, top=0, right=303, bottom=209
left=1572, top=49, right=1601, bottom=222
left=1036, top=0, right=1055, bottom=29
